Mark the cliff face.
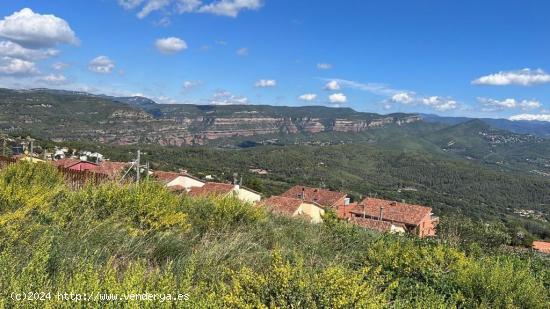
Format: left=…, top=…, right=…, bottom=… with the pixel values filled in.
left=0, top=89, right=423, bottom=146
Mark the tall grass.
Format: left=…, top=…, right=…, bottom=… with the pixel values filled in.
left=0, top=162, right=548, bottom=308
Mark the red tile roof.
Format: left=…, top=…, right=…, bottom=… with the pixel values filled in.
left=349, top=198, right=432, bottom=226
left=188, top=182, right=235, bottom=197
left=280, top=185, right=346, bottom=208
left=153, top=171, right=182, bottom=182
left=533, top=241, right=550, bottom=254
left=51, top=158, right=81, bottom=168
left=350, top=217, right=394, bottom=232
left=94, top=161, right=128, bottom=179
left=261, top=196, right=304, bottom=216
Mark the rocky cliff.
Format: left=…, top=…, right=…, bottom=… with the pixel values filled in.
left=0, top=88, right=422, bottom=146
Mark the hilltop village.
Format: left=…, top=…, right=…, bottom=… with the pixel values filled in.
left=2, top=139, right=437, bottom=238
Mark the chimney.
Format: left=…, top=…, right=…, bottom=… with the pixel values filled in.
left=379, top=206, right=384, bottom=221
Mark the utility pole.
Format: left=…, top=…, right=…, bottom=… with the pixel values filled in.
left=136, top=149, right=141, bottom=184
left=1, top=134, right=6, bottom=157
left=27, top=136, right=34, bottom=163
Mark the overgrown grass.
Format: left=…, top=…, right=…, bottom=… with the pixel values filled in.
left=0, top=162, right=548, bottom=308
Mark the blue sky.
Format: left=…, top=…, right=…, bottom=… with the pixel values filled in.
left=0, top=0, right=549, bottom=121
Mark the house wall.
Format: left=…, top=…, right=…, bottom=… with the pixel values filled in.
left=167, top=176, right=205, bottom=191
left=418, top=213, right=436, bottom=237
left=390, top=224, right=406, bottom=234
left=295, top=202, right=325, bottom=224
left=235, top=188, right=262, bottom=203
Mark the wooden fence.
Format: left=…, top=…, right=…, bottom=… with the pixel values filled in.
left=0, top=156, right=17, bottom=169
left=0, top=155, right=109, bottom=189
left=58, top=167, right=109, bottom=189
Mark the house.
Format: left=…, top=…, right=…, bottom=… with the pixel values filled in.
left=532, top=241, right=550, bottom=254
left=153, top=171, right=205, bottom=192
left=280, top=185, right=349, bottom=210
left=349, top=217, right=406, bottom=234
left=341, top=198, right=437, bottom=237
left=52, top=159, right=127, bottom=180
left=260, top=196, right=325, bottom=223
left=188, top=182, right=262, bottom=203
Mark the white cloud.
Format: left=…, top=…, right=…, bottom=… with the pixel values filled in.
left=0, top=56, right=38, bottom=76
left=39, top=73, right=67, bottom=84
left=137, top=0, right=171, bottom=18
left=325, top=78, right=459, bottom=112
left=236, top=47, right=249, bottom=56
left=176, top=0, right=202, bottom=13
left=324, top=78, right=399, bottom=96
left=329, top=93, right=347, bottom=104
left=0, top=41, right=58, bottom=60
left=317, top=63, right=332, bottom=70
left=391, top=92, right=415, bottom=104
left=121, top=0, right=262, bottom=18
left=210, top=90, right=249, bottom=105
left=182, top=80, right=202, bottom=91
left=298, top=93, right=317, bottom=101
left=519, top=99, right=541, bottom=111
left=198, top=0, right=263, bottom=17
left=118, top=0, right=145, bottom=9
left=88, top=56, right=115, bottom=74
left=324, top=80, right=341, bottom=91
left=472, top=68, right=550, bottom=86
left=155, top=37, right=187, bottom=54
left=0, top=8, right=78, bottom=48
left=509, top=114, right=550, bottom=122
left=52, top=62, right=69, bottom=70
left=478, top=97, right=542, bottom=112
left=255, top=79, right=276, bottom=88
left=421, top=96, right=458, bottom=111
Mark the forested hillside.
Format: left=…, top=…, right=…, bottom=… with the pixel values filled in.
left=53, top=140, right=550, bottom=241
left=0, top=162, right=548, bottom=307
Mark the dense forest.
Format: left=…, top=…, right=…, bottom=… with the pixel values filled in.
left=0, top=162, right=548, bottom=307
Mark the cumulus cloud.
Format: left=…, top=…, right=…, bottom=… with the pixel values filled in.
left=324, top=80, right=341, bottom=91
left=317, top=63, right=332, bottom=70
left=236, top=47, right=249, bottom=56
left=155, top=37, right=187, bottom=54
left=255, top=79, right=276, bottom=88
left=88, top=56, right=115, bottom=74
left=210, top=90, right=249, bottom=105
left=509, top=114, right=550, bottom=122
left=0, top=56, right=38, bottom=76
left=329, top=93, right=347, bottom=104
left=478, top=97, right=542, bottom=112
left=199, top=0, right=263, bottom=17
left=0, top=41, right=58, bottom=60
left=420, top=96, right=458, bottom=111
left=39, top=73, right=67, bottom=85
left=472, top=68, right=550, bottom=86
left=0, top=8, right=78, bottom=48
left=120, top=0, right=262, bottom=18
left=391, top=92, right=415, bottom=104
left=298, top=93, right=317, bottom=101
left=324, top=78, right=459, bottom=112
left=519, top=100, right=542, bottom=110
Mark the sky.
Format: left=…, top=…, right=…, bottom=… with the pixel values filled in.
left=0, top=0, right=550, bottom=121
